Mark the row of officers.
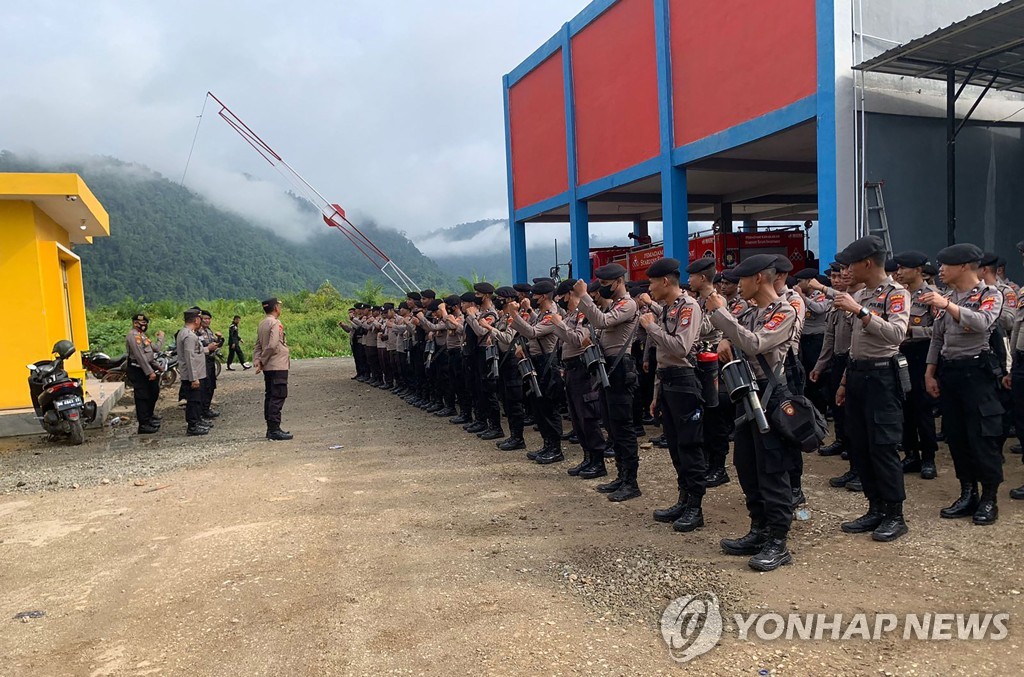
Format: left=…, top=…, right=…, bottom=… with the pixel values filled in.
left=342, top=236, right=1023, bottom=572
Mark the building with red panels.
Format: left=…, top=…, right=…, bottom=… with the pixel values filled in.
left=504, top=0, right=1024, bottom=281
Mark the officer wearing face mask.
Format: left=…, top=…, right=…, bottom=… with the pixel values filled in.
left=126, top=313, right=165, bottom=434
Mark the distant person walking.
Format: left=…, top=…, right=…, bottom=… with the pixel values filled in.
left=253, top=297, right=293, bottom=441
left=226, top=315, right=250, bottom=370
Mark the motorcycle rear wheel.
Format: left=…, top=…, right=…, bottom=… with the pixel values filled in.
left=160, top=368, right=178, bottom=389
left=69, top=420, right=85, bottom=445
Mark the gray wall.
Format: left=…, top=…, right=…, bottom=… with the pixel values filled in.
left=864, top=112, right=1024, bottom=281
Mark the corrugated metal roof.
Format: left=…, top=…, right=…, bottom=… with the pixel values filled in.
left=855, top=0, right=1024, bottom=94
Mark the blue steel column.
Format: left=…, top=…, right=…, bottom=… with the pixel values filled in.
left=562, top=24, right=591, bottom=281
left=814, top=0, right=838, bottom=266
left=654, top=0, right=688, bottom=265
left=503, top=74, right=528, bottom=283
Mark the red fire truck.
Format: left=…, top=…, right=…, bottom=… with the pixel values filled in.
left=587, top=225, right=814, bottom=281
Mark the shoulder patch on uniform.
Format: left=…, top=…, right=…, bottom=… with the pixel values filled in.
left=615, top=299, right=628, bottom=310
left=730, top=302, right=744, bottom=316
left=981, top=296, right=997, bottom=311
left=135, top=335, right=142, bottom=344
left=1008, top=291, right=1018, bottom=309
left=541, top=315, right=553, bottom=325
left=764, top=312, right=788, bottom=331
left=888, top=293, right=905, bottom=314
left=679, top=307, right=693, bottom=326
left=788, top=297, right=803, bottom=312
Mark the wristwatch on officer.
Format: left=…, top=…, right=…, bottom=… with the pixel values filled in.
left=857, top=306, right=870, bottom=319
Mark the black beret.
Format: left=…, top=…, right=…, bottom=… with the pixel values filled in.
left=979, top=251, right=999, bottom=268
left=513, top=282, right=533, bottom=293
left=723, top=269, right=741, bottom=283
left=555, top=278, right=576, bottom=296
left=893, top=251, right=928, bottom=268
left=473, top=282, right=495, bottom=294
left=732, top=254, right=778, bottom=277
left=371, top=305, right=383, bottom=312
left=922, top=263, right=938, bottom=276
left=837, top=235, right=886, bottom=265
left=132, top=313, right=148, bottom=322
left=261, top=297, right=279, bottom=312
left=459, top=291, right=478, bottom=303
left=427, top=299, right=442, bottom=311
left=647, top=257, right=681, bottom=278
left=587, top=280, right=602, bottom=293
left=420, top=289, right=436, bottom=299
left=794, top=268, right=818, bottom=280
left=406, top=291, right=422, bottom=301
left=594, top=263, right=627, bottom=280
left=816, top=274, right=831, bottom=286
left=828, top=261, right=843, bottom=273
left=773, top=254, right=794, bottom=273
left=382, top=302, right=395, bottom=310
left=884, top=259, right=898, bottom=273
left=532, top=277, right=554, bottom=284
left=936, top=243, right=984, bottom=265
left=786, top=276, right=798, bottom=287
left=685, top=257, right=714, bottom=275
left=443, top=294, right=462, bottom=306
left=712, top=272, right=724, bottom=283
left=495, top=286, right=517, bottom=299
left=531, top=280, right=555, bottom=295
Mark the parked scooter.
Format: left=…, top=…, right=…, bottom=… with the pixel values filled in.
left=26, top=340, right=97, bottom=445
left=157, top=347, right=178, bottom=389
left=82, top=351, right=128, bottom=384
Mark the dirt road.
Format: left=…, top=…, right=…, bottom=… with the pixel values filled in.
left=2, top=358, right=1022, bottom=675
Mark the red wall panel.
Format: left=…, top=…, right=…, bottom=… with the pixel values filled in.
left=572, top=0, right=660, bottom=186
left=671, top=0, right=817, bottom=146
left=510, top=52, right=568, bottom=210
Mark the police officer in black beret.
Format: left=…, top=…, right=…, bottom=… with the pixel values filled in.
left=468, top=282, right=505, bottom=440
left=572, top=264, right=643, bottom=500
left=921, top=243, right=1005, bottom=523
left=833, top=236, right=911, bottom=541
left=892, top=251, right=939, bottom=480
left=705, top=254, right=800, bottom=571
left=126, top=313, right=165, bottom=434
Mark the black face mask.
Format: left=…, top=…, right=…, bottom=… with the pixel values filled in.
left=598, top=284, right=615, bottom=300
left=556, top=299, right=569, bottom=310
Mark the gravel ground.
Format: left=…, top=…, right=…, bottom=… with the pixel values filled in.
left=1, top=357, right=1022, bottom=675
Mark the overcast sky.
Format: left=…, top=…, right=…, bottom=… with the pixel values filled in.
left=2, top=0, right=591, bottom=238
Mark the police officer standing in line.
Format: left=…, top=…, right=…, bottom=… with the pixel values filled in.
left=922, top=244, right=1004, bottom=523
left=833, top=235, right=911, bottom=542
left=197, top=310, right=223, bottom=420
left=253, top=297, right=293, bottom=441
left=550, top=280, right=609, bottom=478
left=794, top=268, right=830, bottom=416
left=126, top=313, right=164, bottom=435
left=465, top=283, right=505, bottom=441
left=572, top=266, right=642, bottom=501
left=684, top=257, right=732, bottom=488
left=705, top=254, right=798, bottom=571
left=226, top=315, right=250, bottom=371
left=176, top=309, right=209, bottom=436
left=640, top=258, right=707, bottom=532
left=772, top=256, right=809, bottom=506
left=893, top=251, right=939, bottom=480
left=508, top=280, right=565, bottom=464
left=488, top=287, right=528, bottom=451
left=981, top=252, right=1018, bottom=452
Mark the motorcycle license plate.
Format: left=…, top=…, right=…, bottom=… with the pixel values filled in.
left=55, top=396, right=83, bottom=411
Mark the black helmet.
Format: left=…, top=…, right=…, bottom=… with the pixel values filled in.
left=52, top=340, right=76, bottom=359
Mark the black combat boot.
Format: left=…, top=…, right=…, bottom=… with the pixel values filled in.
left=920, top=459, right=937, bottom=480
left=818, top=440, right=844, bottom=456
left=578, top=452, right=608, bottom=479
left=653, top=490, right=687, bottom=523
left=901, top=450, right=922, bottom=474
left=720, top=522, right=769, bottom=556
left=845, top=476, right=863, bottom=492
left=790, top=487, right=807, bottom=508
left=1009, top=485, right=1024, bottom=500
left=940, top=481, right=978, bottom=519
left=567, top=447, right=591, bottom=476
left=704, top=466, right=730, bottom=488
left=973, top=485, right=999, bottom=525
left=497, top=435, right=526, bottom=451
left=829, top=470, right=858, bottom=488
left=608, top=467, right=641, bottom=502
left=672, top=497, right=705, bottom=533
left=840, top=500, right=884, bottom=533
left=596, top=459, right=623, bottom=493
left=535, top=443, right=565, bottom=464
left=748, top=531, right=793, bottom=572
left=872, top=502, right=908, bottom=541
left=449, top=413, right=471, bottom=425
left=478, top=426, right=504, bottom=441
left=465, top=420, right=487, bottom=434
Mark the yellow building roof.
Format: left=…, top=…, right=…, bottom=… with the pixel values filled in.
left=0, top=173, right=110, bottom=244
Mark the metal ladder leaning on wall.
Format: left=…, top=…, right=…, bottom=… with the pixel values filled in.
left=863, top=181, right=893, bottom=254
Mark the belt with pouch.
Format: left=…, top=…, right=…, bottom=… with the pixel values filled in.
left=656, top=365, right=694, bottom=379
left=563, top=355, right=587, bottom=370
left=942, top=353, right=989, bottom=370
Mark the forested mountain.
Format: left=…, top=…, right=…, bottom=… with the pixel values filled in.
left=0, top=151, right=455, bottom=305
